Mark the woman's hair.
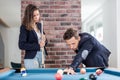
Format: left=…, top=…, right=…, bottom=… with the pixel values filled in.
left=63, top=28, right=79, bottom=40
left=22, top=4, right=40, bottom=30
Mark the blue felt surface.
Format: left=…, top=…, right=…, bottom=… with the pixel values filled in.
left=0, top=68, right=120, bottom=80
left=0, top=69, right=15, bottom=80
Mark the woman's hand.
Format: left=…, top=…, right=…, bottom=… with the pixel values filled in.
left=42, top=34, right=46, bottom=42
left=39, top=34, right=46, bottom=48
left=39, top=40, right=45, bottom=48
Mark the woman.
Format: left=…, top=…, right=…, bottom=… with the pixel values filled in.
left=19, top=4, right=47, bottom=69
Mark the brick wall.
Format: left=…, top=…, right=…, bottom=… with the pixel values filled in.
left=21, top=0, right=81, bottom=68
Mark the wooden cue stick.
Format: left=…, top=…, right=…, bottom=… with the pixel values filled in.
left=41, top=20, right=45, bottom=67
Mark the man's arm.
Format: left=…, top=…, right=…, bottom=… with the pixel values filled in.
left=70, top=40, right=94, bottom=71
left=63, top=49, right=92, bottom=75
left=70, top=50, right=88, bottom=71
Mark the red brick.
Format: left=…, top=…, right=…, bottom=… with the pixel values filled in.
left=45, top=64, right=61, bottom=68
left=54, top=1, right=66, bottom=5
left=55, top=10, right=66, bottom=13
left=45, top=18, right=55, bottom=21
left=60, top=56, right=73, bottom=59
left=56, top=52, right=66, bottom=55
left=44, top=10, right=55, bottom=13
left=50, top=48, right=61, bottom=51
left=45, top=60, right=55, bottom=64
left=46, top=52, right=56, bottom=55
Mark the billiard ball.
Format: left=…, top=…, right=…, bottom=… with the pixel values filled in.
left=55, top=73, right=62, bottom=80
left=96, top=69, right=103, bottom=75
left=89, top=74, right=97, bottom=80
left=20, top=67, right=27, bottom=77
left=97, top=67, right=105, bottom=71
left=80, top=68, right=86, bottom=74
left=79, top=78, right=88, bottom=80
left=57, top=69, right=63, bottom=75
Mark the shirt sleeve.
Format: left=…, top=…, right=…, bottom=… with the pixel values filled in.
left=70, top=40, right=94, bottom=71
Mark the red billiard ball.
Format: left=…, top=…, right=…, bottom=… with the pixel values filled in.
left=80, top=68, right=86, bottom=74
left=96, top=69, right=103, bottom=75
left=55, top=73, right=62, bottom=80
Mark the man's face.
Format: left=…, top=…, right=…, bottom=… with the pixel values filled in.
left=65, top=36, right=80, bottom=51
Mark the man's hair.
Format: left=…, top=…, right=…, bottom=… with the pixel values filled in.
left=63, top=28, right=79, bottom=40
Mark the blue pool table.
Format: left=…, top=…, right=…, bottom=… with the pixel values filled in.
left=0, top=68, right=120, bottom=80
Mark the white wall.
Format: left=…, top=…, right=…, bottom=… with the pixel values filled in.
left=103, top=0, right=120, bottom=68
left=0, top=26, right=21, bottom=67
left=116, top=0, right=120, bottom=67
left=102, top=0, right=117, bottom=67
left=0, top=0, right=21, bottom=27
left=0, top=30, right=4, bottom=66
left=100, top=0, right=120, bottom=68
left=0, top=0, right=21, bottom=67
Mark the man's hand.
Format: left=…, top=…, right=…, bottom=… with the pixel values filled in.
left=63, top=67, right=76, bottom=75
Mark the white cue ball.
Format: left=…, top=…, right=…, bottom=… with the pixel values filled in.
left=57, top=69, right=63, bottom=75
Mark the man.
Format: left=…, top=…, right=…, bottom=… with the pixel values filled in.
left=63, top=28, right=111, bottom=74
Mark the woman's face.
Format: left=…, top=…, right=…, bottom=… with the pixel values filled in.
left=33, top=10, right=40, bottom=23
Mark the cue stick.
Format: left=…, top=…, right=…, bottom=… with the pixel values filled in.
left=41, top=20, right=45, bottom=68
